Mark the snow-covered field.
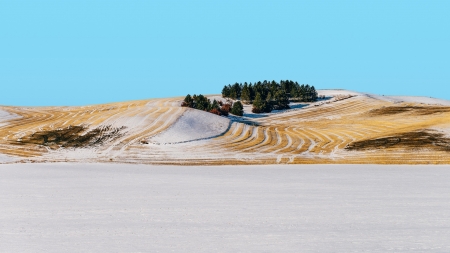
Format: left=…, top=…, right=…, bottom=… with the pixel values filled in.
left=1, top=163, right=450, bottom=252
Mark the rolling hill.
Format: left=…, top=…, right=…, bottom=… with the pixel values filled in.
left=1, top=90, right=450, bottom=165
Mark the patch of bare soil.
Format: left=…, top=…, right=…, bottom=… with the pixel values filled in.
left=11, top=125, right=126, bottom=149
left=368, top=106, right=450, bottom=116
left=346, top=130, right=450, bottom=152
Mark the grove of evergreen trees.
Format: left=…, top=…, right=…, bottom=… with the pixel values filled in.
left=181, top=80, right=319, bottom=116
left=181, top=94, right=236, bottom=116
left=222, top=80, right=318, bottom=113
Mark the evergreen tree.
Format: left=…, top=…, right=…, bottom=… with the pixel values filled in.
left=241, top=84, right=251, bottom=104
left=281, top=80, right=293, bottom=94
left=263, top=101, right=273, bottom=113
left=299, top=84, right=306, bottom=101
left=231, top=101, right=244, bottom=116
left=310, top=86, right=318, bottom=101
left=304, top=84, right=311, bottom=101
left=194, top=94, right=210, bottom=111
left=227, top=82, right=241, bottom=99
left=229, top=89, right=237, bottom=100
left=248, top=83, right=255, bottom=101
left=209, top=99, right=220, bottom=111
left=252, top=93, right=263, bottom=113
left=222, top=85, right=230, bottom=98
left=252, top=92, right=272, bottom=113
left=274, top=90, right=290, bottom=110
left=182, top=94, right=193, bottom=107
left=266, top=92, right=272, bottom=103
left=290, top=85, right=299, bottom=101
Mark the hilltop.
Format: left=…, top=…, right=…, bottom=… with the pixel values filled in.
left=1, top=89, right=450, bottom=165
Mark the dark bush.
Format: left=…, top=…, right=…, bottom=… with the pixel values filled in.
left=252, top=107, right=262, bottom=113
left=209, top=108, right=221, bottom=115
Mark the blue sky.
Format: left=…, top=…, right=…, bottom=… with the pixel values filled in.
left=1, top=0, right=449, bottom=106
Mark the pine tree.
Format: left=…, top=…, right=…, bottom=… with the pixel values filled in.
left=229, top=89, right=237, bottom=100
left=231, top=82, right=241, bottom=99
left=263, top=102, right=273, bottom=113
left=266, top=92, right=272, bottom=103
left=252, top=93, right=263, bottom=112
left=310, top=86, right=318, bottom=101
left=299, top=84, right=306, bottom=101
left=241, top=84, right=250, bottom=104
left=182, top=94, right=193, bottom=107
left=305, top=84, right=311, bottom=101
left=290, top=85, right=299, bottom=101
left=209, top=99, right=220, bottom=111
left=194, top=94, right=210, bottom=111
left=248, top=83, right=255, bottom=101
left=231, top=101, right=244, bottom=116
left=222, top=85, right=230, bottom=98
left=274, top=90, right=290, bottom=110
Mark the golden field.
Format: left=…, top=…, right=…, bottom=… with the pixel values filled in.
left=1, top=91, right=450, bottom=165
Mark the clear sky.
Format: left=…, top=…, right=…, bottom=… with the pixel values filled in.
left=1, top=0, right=449, bottom=106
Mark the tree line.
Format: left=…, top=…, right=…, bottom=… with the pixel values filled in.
left=222, top=80, right=318, bottom=113
left=181, top=94, right=243, bottom=116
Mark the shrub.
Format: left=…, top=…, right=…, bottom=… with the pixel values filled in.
left=252, top=107, right=262, bottom=113
left=209, top=108, right=221, bottom=115
left=221, top=103, right=232, bottom=112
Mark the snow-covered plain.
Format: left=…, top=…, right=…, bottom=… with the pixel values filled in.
left=1, top=163, right=450, bottom=252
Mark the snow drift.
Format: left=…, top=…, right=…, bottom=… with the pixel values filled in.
left=150, top=109, right=230, bottom=144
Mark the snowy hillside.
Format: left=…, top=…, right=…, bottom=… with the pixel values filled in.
left=150, top=109, right=230, bottom=144
left=0, top=109, right=20, bottom=126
